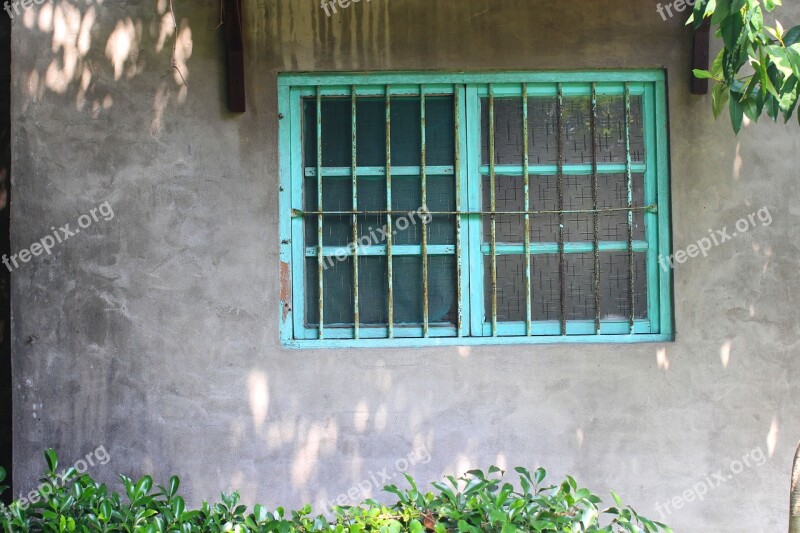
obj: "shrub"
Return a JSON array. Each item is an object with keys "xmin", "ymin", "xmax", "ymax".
[{"xmin": 0, "ymin": 450, "xmax": 671, "ymax": 532}]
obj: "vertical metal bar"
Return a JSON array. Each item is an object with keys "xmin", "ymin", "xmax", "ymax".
[
  {"xmin": 386, "ymin": 85, "xmax": 394, "ymax": 338},
  {"xmin": 421, "ymin": 85, "xmax": 429, "ymax": 337},
  {"xmin": 489, "ymin": 84, "xmax": 498, "ymax": 336},
  {"xmin": 557, "ymin": 83, "xmax": 566, "ymax": 336},
  {"xmin": 591, "ymin": 83, "xmax": 601, "ymax": 335},
  {"xmin": 351, "ymin": 85, "xmax": 360, "ymax": 339},
  {"xmin": 624, "ymin": 82, "xmax": 635, "ymax": 334},
  {"xmin": 523, "ymin": 83, "xmax": 532, "ymax": 336},
  {"xmin": 316, "ymin": 86, "xmax": 324, "ymax": 339},
  {"xmin": 454, "ymin": 85, "xmax": 463, "ymax": 337}
]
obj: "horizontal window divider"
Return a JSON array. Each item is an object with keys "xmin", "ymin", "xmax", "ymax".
[
  {"xmin": 478, "ymin": 164, "xmax": 647, "ymax": 175},
  {"xmin": 305, "ymin": 244, "xmax": 455, "ymax": 257},
  {"xmin": 480, "ymin": 319, "xmax": 652, "ymax": 337},
  {"xmin": 293, "ymin": 84, "xmax": 455, "ymax": 97},
  {"xmin": 302, "ymin": 325, "xmax": 459, "ymax": 339},
  {"xmin": 284, "ymin": 333, "xmax": 672, "ymax": 348},
  {"xmin": 480, "ymin": 241, "xmax": 649, "ymax": 255},
  {"xmin": 293, "ymin": 205, "xmax": 656, "ymax": 216},
  {"xmin": 476, "ymin": 83, "xmax": 646, "ymax": 97},
  {"xmin": 304, "ymin": 166, "xmax": 454, "ymax": 177},
  {"xmin": 280, "ymin": 70, "xmax": 666, "ymax": 87}
]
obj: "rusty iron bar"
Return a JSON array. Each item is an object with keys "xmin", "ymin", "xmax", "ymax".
[
  {"xmin": 557, "ymin": 83, "xmax": 566, "ymax": 335},
  {"xmin": 489, "ymin": 84, "xmax": 498, "ymax": 337},
  {"xmin": 523, "ymin": 83, "xmax": 532, "ymax": 336},
  {"xmin": 624, "ymin": 83, "xmax": 635, "ymax": 333},
  {"xmin": 591, "ymin": 83, "xmax": 601, "ymax": 334},
  {"xmin": 386, "ymin": 85, "xmax": 394, "ymax": 338},
  {"xmin": 351, "ymin": 85, "xmax": 360, "ymax": 339},
  {"xmin": 316, "ymin": 86, "xmax": 324, "ymax": 339},
  {"xmin": 421, "ymin": 85, "xmax": 429, "ymax": 337},
  {"xmin": 454, "ymin": 85, "xmax": 463, "ymax": 336},
  {"xmin": 294, "ymin": 206, "xmax": 657, "ymax": 216}
]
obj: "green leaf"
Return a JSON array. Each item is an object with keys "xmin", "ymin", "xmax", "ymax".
[
  {"xmin": 693, "ymin": 69, "xmax": 713, "ymax": 79},
  {"xmin": 45, "ymin": 449, "xmax": 58, "ymax": 475},
  {"xmin": 730, "ymin": 91, "xmax": 744, "ymax": 133},
  {"xmin": 784, "ymin": 25, "xmax": 800, "ymax": 46},
  {"xmin": 742, "ymin": 95, "xmax": 760, "ymax": 120},
  {"xmin": 712, "ymin": 82, "xmax": 730, "ymax": 119}
]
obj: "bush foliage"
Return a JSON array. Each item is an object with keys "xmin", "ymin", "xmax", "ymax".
[{"xmin": 0, "ymin": 450, "xmax": 671, "ymax": 532}]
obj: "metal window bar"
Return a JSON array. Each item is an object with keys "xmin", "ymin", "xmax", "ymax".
[
  {"xmin": 385, "ymin": 85, "xmax": 394, "ymax": 338},
  {"xmin": 420, "ymin": 84, "xmax": 429, "ymax": 337},
  {"xmin": 301, "ymin": 79, "xmax": 654, "ymax": 340},
  {"xmin": 454, "ymin": 84, "xmax": 464, "ymax": 336},
  {"xmin": 488, "ymin": 84, "xmax": 498, "ymax": 337},
  {"xmin": 351, "ymin": 85, "xmax": 360, "ymax": 339},
  {"xmin": 624, "ymin": 82, "xmax": 635, "ymax": 333},
  {"xmin": 522, "ymin": 83, "xmax": 532, "ymax": 336},
  {"xmin": 591, "ymin": 83, "xmax": 601, "ymax": 334},
  {"xmin": 316, "ymin": 86, "xmax": 325, "ymax": 339},
  {"xmin": 557, "ymin": 83, "xmax": 566, "ymax": 336}
]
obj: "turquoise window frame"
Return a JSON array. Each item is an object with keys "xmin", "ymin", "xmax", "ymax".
[{"xmin": 278, "ymin": 71, "xmax": 673, "ymax": 349}]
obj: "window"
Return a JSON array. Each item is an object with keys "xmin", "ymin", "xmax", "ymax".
[{"xmin": 278, "ymin": 71, "xmax": 672, "ymax": 348}]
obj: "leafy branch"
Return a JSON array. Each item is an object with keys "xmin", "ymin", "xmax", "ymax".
[{"xmin": 691, "ymin": 0, "xmax": 800, "ymax": 132}]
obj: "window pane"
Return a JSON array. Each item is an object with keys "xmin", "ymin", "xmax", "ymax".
[
  {"xmin": 596, "ymin": 94, "xmax": 644, "ymax": 163},
  {"xmin": 390, "ymin": 175, "xmax": 454, "ymax": 245},
  {"xmin": 391, "ymin": 256, "xmax": 458, "ymax": 325},
  {"xmin": 482, "ymin": 173, "xmax": 645, "ymax": 244},
  {"xmin": 484, "ymin": 251, "xmax": 649, "ymax": 324},
  {"xmin": 479, "ymin": 94, "xmax": 644, "ymax": 166},
  {"xmin": 305, "ymin": 256, "xmax": 354, "ymax": 326},
  {"xmin": 599, "ymin": 252, "xmax": 648, "ymax": 320},
  {"xmin": 484, "ymin": 254, "xmax": 526, "ymax": 322}
]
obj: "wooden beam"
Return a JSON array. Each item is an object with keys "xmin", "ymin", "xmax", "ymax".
[
  {"xmin": 691, "ymin": 19, "xmax": 711, "ymax": 95},
  {"xmin": 224, "ymin": 0, "xmax": 245, "ymax": 112}
]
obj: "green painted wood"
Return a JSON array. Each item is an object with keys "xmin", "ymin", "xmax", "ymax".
[
  {"xmin": 477, "ymin": 163, "xmax": 647, "ymax": 175},
  {"xmin": 278, "ymin": 70, "xmax": 666, "ymax": 87},
  {"xmin": 289, "ymin": 88, "xmax": 308, "ymax": 339},
  {"xmin": 304, "ymin": 166, "xmax": 454, "ymax": 177},
  {"xmin": 466, "ymin": 85, "xmax": 485, "ymax": 337},
  {"xmin": 279, "ymin": 71, "xmax": 673, "ymax": 347},
  {"xmin": 278, "ymin": 85, "xmax": 294, "ymax": 342},
  {"xmin": 480, "ymin": 241, "xmax": 649, "ymax": 255},
  {"xmin": 643, "ymin": 83, "xmax": 661, "ymax": 332},
  {"xmin": 655, "ymin": 76, "xmax": 674, "ymax": 338},
  {"xmin": 283, "ymin": 333, "xmax": 673, "ymax": 349}
]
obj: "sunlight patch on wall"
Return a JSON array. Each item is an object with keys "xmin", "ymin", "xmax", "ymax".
[
  {"xmin": 720, "ymin": 340, "xmax": 732, "ymax": 369},
  {"xmin": 767, "ymin": 416, "xmax": 779, "ymax": 458},
  {"xmin": 247, "ymin": 370, "xmax": 270, "ymax": 431},
  {"xmin": 656, "ymin": 347, "xmax": 670, "ymax": 371}
]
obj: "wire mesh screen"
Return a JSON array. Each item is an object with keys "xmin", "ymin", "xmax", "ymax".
[
  {"xmin": 480, "ymin": 88, "xmax": 649, "ymax": 331},
  {"xmin": 302, "ymin": 94, "xmax": 458, "ymax": 331},
  {"xmin": 292, "ymin": 81, "xmax": 660, "ymax": 340}
]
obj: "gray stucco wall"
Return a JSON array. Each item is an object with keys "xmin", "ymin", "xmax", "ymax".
[{"xmin": 9, "ymin": 1, "xmax": 800, "ymax": 531}]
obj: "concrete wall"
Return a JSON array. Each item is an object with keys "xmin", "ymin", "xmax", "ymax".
[{"xmin": 9, "ymin": 1, "xmax": 800, "ymax": 531}]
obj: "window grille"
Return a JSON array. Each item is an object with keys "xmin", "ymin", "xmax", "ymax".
[{"xmin": 278, "ymin": 72, "xmax": 673, "ymax": 348}]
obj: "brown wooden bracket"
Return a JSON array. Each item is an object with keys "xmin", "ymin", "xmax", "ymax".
[
  {"xmin": 691, "ymin": 19, "xmax": 711, "ymax": 95},
  {"xmin": 224, "ymin": 0, "xmax": 246, "ymax": 112}
]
